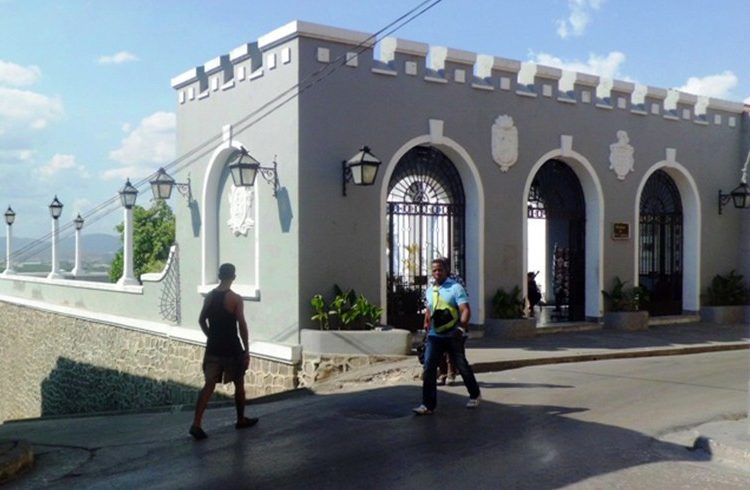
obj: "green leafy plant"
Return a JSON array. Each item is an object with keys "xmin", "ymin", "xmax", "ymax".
[
  {"xmin": 705, "ymin": 270, "xmax": 748, "ymax": 306},
  {"xmin": 110, "ymin": 200, "xmax": 175, "ymax": 283},
  {"xmin": 602, "ymin": 277, "xmax": 649, "ymax": 312},
  {"xmin": 310, "ymin": 285, "xmax": 383, "ymax": 330},
  {"xmin": 491, "ymin": 286, "xmax": 525, "ymax": 319}
]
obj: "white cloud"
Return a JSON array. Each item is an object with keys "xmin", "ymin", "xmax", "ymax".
[
  {"xmin": 556, "ymin": 0, "xmax": 604, "ymax": 39},
  {"xmin": 0, "ymin": 60, "xmax": 41, "ymax": 86},
  {"xmin": 744, "ymin": 95, "xmax": 750, "ymax": 105},
  {"xmin": 104, "ymin": 111, "xmax": 175, "ymax": 180},
  {"xmin": 676, "ymin": 70, "xmax": 738, "ymax": 99},
  {"xmin": 0, "ymin": 87, "xmax": 64, "ymax": 132},
  {"xmin": 38, "ymin": 153, "xmax": 89, "ymax": 178},
  {"xmin": 97, "ymin": 51, "xmax": 139, "ymax": 65},
  {"xmin": 531, "ymin": 51, "xmax": 626, "ymax": 80}
]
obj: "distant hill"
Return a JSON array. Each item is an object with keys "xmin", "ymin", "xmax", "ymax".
[{"xmin": 0, "ymin": 233, "xmax": 120, "ymax": 264}]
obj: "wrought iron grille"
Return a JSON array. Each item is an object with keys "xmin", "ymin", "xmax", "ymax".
[
  {"xmin": 639, "ymin": 170, "xmax": 683, "ymax": 315},
  {"xmin": 386, "ymin": 146, "xmax": 465, "ymax": 330}
]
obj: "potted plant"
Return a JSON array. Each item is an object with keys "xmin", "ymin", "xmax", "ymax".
[
  {"xmin": 484, "ymin": 286, "xmax": 536, "ymax": 338},
  {"xmin": 304, "ymin": 285, "xmax": 410, "ymax": 356},
  {"xmin": 700, "ymin": 270, "xmax": 749, "ymax": 324},
  {"xmin": 601, "ymin": 277, "xmax": 650, "ymax": 330}
]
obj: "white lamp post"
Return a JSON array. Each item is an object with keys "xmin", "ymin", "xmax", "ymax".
[
  {"xmin": 71, "ymin": 213, "xmax": 84, "ymax": 277},
  {"xmin": 117, "ymin": 179, "xmax": 139, "ymax": 286},
  {"xmin": 3, "ymin": 206, "xmax": 16, "ymax": 275},
  {"xmin": 47, "ymin": 196, "xmax": 64, "ymax": 280}
]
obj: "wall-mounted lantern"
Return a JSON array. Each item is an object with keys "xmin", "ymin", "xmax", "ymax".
[
  {"xmin": 719, "ymin": 150, "xmax": 750, "ymax": 214},
  {"xmin": 342, "ymin": 145, "xmax": 381, "ymax": 196},
  {"xmin": 149, "ymin": 167, "xmax": 192, "ymax": 203},
  {"xmin": 228, "ymin": 147, "xmax": 279, "ymax": 197}
]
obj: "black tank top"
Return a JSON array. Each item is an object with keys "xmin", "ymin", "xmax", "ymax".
[{"xmin": 205, "ymin": 290, "xmax": 243, "ymax": 356}]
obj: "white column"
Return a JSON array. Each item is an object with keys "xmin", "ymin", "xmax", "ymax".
[
  {"xmin": 2, "ymin": 223, "xmax": 14, "ymax": 275},
  {"xmin": 117, "ymin": 206, "xmax": 138, "ymax": 285},
  {"xmin": 47, "ymin": 218, "xmax": 63, "ymax": 279},
  {"xmin": 71, "ymin": 227, "xmax": 82, "ymax": 277}
]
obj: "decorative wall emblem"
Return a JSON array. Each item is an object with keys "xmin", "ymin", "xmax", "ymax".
[
  {"xmin": 609, "ymin": 130, "xmax": 635, "ymax": 180},
  {"xmin": 227, "ymin": 184, "xmax": 254, "ymax": 236},
  {"xmin": 491, "ymin": 115, "xmax": 519, "ymax": 172}
]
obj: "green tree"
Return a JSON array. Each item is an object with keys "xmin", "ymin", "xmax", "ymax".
[{"xmin": 109, "ymin": 200, "xmax": 176, "ymax": 283}]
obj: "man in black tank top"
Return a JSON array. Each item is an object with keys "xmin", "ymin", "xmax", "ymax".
[{"xmin": 190, "ymin": 263, "xmax": 257, "ymax": 440}]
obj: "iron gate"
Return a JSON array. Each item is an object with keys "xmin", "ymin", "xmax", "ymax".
[
  {"xmin": 639, "ymin": 170, "xmax": 683, "ymax": 316},
  {"xmin": 386, "ymin": 146, "xmax": 465, "ymax": 331}
]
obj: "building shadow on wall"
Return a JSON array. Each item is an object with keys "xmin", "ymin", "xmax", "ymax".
[{"xmin": 40, "ymin": 357, "xmax": 230, "ymax": 417}]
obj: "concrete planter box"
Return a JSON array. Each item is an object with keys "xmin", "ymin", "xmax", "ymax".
[
  {"xmin": 700, "ymin": 305, "xmax": 747, "ymax": 324},
  {"xmin": 301, "ymin": 328, "xmax": 412, "ymax": 356},
  {"xmin": 484, "ymin": 318, "xmax": 536, "ymax": 339},
  {"xmin": 603, "ymin": 311, "xmax": 649, "ymax": 331}
]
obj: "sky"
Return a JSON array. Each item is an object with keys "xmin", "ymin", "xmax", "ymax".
[{"xmin": 1, "ymin": 0, "xmax": 748, "ymax": 238}]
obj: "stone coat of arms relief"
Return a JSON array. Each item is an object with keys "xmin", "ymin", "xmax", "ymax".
[
  {"xmin": 609, "ymin": 130, "xmax": 635, "ymax": 180},
  {"xmin": 227, "ymin": 184, "xmax": 255, "ymax": 236},
  {"xmin": 491, "ymin": 115, "xmax": 519, "ymax": 172}
]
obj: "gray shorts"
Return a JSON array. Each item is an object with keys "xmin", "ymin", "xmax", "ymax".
[{"xmin": 203, "ymin": 354, "xmax": 246, "ymax": 384}]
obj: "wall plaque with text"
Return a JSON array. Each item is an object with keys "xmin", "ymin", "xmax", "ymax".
[{"xmin": 612, "ymin": 222, "xmax": 630, "ymax": 240}]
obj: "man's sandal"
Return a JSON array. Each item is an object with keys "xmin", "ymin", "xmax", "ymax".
[{"xmin": 189, "ymin": 425, "xmax": 208, "ymax": 440}]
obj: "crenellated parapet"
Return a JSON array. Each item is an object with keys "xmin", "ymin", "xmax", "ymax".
[{"xmin": 171, "ymin": 20, "xmax": 746, "ymax": 129}]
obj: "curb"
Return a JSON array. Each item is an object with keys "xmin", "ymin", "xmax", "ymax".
[
  {"xmin": 471, "ymin": 343, "xmax": 750, "ymax": 373},
  {"xmin": 0, "ymin": 440, "xmax": 34, "ymax": 484}
]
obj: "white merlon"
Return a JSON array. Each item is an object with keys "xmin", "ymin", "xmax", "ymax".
[
  {"xmin": 171, "ymin": 67, "xmax": 203, "ymax": 89},
  {"xmin": 475, "ymin": 54, "xmax": 521, "ymax": 78},
  {"xmin": 230, "ymin": 43, "xmax": 254, "ymax": 63},
  {"xmin": 379, "ymin": 37, "xmax": 428, "ymax": 63},
  {"xmin": 707, "ymin": 97, "xmax": 746, "ymax": 114},
  {"xmin": 534, "ymin": 64, "xmax": 562, "ymax": 81},
  {"xmin": 676, "ymin": 91, "xmax": 698, "ymax": 105},
  {"xmin": 428, "ymin": 46, "xmax": 475, "ymax": 71},
  {"xmin": 204, "ymin": 55, "xmax": 228, "ymax": 75},
  {"xmin": 645, "ymin": 86, "xmax": 668, "ymax": 99},
  {"xmin": 611, "ymin": 80, "xmax": 635, "ymax": 94},
  {"xmin": 258, "ymin": 20, "xmax": 375, "ymax": 50},
  {"xmin": 574, "ymin": 73, "xmax": 600, "ymax": 87}
]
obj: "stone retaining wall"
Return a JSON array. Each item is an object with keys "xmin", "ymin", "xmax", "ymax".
[{"xmin": 0, "ymin": 301, "xmax": 298, "ymax": 422}]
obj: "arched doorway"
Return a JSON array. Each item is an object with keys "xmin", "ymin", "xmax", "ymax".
[
  {"xmin": 386, "ymin": 146, "xmax": 465, "ymax": 330},
  {"xmin": 527, "ymin": 159, "xmax": 586, "ymax": 322},
  {"xmin": 639, "ymin": 170, "xmax": 683, "ymax": 315}
]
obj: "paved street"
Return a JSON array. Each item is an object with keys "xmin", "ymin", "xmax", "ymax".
[{"xmin": 2, "ymin": 349, "xmax": 750, "ymax": 489}]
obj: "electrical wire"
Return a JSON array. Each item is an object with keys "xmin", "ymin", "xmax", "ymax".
[{"xmin": 6, "ymin": 0, "xmax": 444, "ymax": 265}]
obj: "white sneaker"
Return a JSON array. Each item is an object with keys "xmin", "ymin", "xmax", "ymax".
[
  {"xmin": 466, "ymin": 397, "xmax": 480, "ymax": 409},
  {"xmin": 412, "ymin": 404, "xmax": 433, "ymax": 415}
]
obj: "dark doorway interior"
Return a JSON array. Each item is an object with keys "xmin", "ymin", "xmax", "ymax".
[
  {"xmin": 639, "ymin": 170, "xmax": 683, "ymax": 316},
  {"xmin": 528, "ymin": 159, "xmax": 586, "ymax": 322}
]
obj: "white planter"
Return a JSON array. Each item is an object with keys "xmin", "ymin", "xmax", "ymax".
[
  {"xmin": 603, "ymin": 311, "xmax": 649, "ymax": 331},
  {"xmin": 301, "ymin": 328, "xmax": 412, "ymax": 356},
  {"xmin": 484, "ymin": 318, "xmax": 536, "ymax": 339},
  {"xmin": 700, "ymin": 305, "xmax": 747, "ymax": 324}
]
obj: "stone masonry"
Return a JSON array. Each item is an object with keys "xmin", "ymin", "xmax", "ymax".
[{"xmin": 0, "ymin": 301, "xmax": 298, "ymax": 422}]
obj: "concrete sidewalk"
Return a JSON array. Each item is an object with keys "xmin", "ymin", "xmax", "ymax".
[
  {"xmin": 318, "ymin": 321, "xmax": 750, "ymax": 391},
  {"xmin": 1, "ymin": 321, "xmax": 749, "ymax": 485}
]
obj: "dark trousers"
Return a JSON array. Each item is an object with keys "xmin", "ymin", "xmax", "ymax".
[{"xmin": 422, "ymin": 334, "xmax": 481, "ymax": 410}]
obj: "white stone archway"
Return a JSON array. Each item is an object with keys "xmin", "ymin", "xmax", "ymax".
[
  {"xmin": 522, "ymin": 136, "xmax": 605, "ymax": 320},
  {"xmin": 199, "ymin": 139, "xmax": 260, "ymax": 298},
  {"xmin": 379, "ymin": 126, "xmax": 486, "ymax": 322},
  {"xmin": 634, "ymin": 150, "xmax": 701, "ymax": 313}
]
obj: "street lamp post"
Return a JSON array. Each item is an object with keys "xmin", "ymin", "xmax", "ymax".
[
  {"xmin": 3, "ymin": 206, "xmax": 16, "ymax": 275},
  {"xmin": 117, "ymin": 179, "xmax": 139, "ymax": 286},
  {"xmin": 47, "ymin": 196, "xmax": 64, "ymax": 280},
  {"xmin": 71, "ymin": 213, "xmax": 84, "ymax": 277}
]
